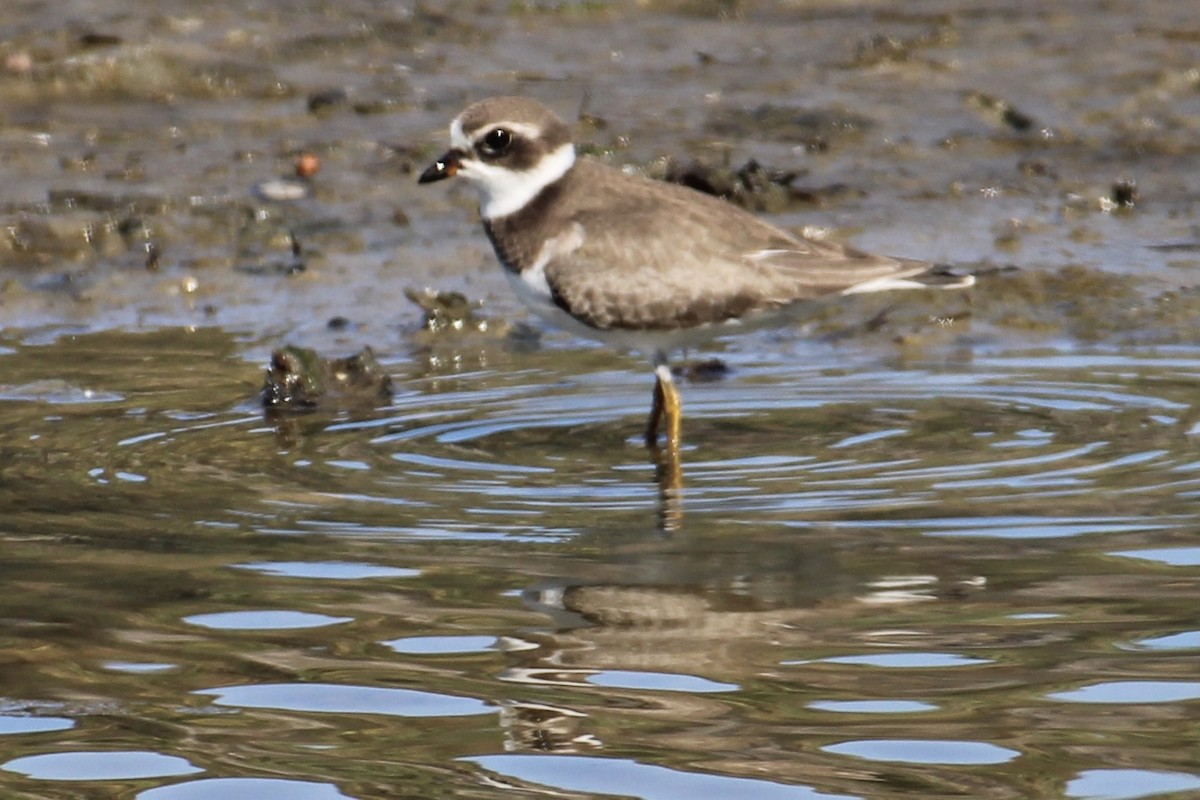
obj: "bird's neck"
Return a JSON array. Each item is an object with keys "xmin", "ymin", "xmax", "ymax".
[{"xmin": 480, "ymin": 143, "xmax": 576, "ymax": 221}]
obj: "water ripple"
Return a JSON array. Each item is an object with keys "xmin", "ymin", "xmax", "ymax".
[
  {"xmin": 281, "ymin": 348, "xmax": 1200, "ymax": 536},
  {"xmin": 2, "ymin": 751, "xmax": 202, "ymax": 781},
  {"xmin": 0, "ymin": 716, "xmax": 75, "ymax": 736},
  {"xmin": 183, "ymin": 610, "xmax": 353, "ymax": 631},
  {"xmin": 1048, "ymin": 681, "xmax": 1200, "ymax": 704},
  {"xmin": 1065, "ymin": 769, "xmax": 1200, "ymax": 800},
  {"xmin": 464, "ymin": 754, "xmax": 854, "ymax": 800},
  {"xmin": 138, "ymin": 777, "xmax": 354, "ymax": 800},
  {"xmin": 196, "ymin": 683, "xmax": 494, "ymax": 718},
  {"xmin": 822, "ymin": 739, "xmax": 1020, "ymax": 765}
]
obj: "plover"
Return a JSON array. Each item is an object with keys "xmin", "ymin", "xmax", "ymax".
[{"xmin": 419, "ymin": 96, "xmax": 972, "ymax": 453}]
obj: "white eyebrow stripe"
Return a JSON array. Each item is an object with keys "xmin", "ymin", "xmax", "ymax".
[
  {"xmin": 450, "ymin": 117, "xmax": 471, "ymax": 151},
  {"xmin": 457, "ymin": 120, "xmax": 545, "ymax": 145},
  {"xmin": 483, "ymin": 121, "xmax": 543, "ymax": 139}
]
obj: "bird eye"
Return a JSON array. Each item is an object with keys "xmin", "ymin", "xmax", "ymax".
[{"xmin": 480, "ymin": 127, "xmax": 512, "ymax": 156}]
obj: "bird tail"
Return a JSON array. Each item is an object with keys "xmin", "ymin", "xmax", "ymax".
[
  {"xmin": 912, "ymin": 264, "xmax": 976, "ymax": 289},
  {"xmin": 841, "ymin": 264, "xmax": 975, "ymax": 295}
]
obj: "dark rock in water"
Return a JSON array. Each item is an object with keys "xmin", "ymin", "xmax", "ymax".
[
  {"xmin": 262, "ymin": 345, "xmax": 392, "ymax": 411},
  {"xmin": 664, "ymin": 158, "xmax": 797, "ymax": 212},
  {"xmin": 670, "ymin": 158, "xmax": 794, "ymax": 197},
  {"xmin": 77, "ymin": 32, "xmax": 123, "ymax": 49},
  {"xmin": 307, "ymin": 88, "xmax": 349, "ymax": 116},
  {"xmin": 1111, "ymin": 179, "xmax": 1138, "ymax": 209},
  {"xmin": 679, "ymin": 358, "xmax": 730, "ymax": 382},
  {"xmin": 262, "ymin": 347, "xmax": 328, "ymax": 410},
  {"xmin": 404, "ymin": 287, "xmax": 489, "ymax": 333},
  {"xmin": 964, "ymin": 91, "xmax": 1036, "ymax": 132},
  {"xmin": 660, "ymin": 158, "xmax": 855, "ymax": 213}
]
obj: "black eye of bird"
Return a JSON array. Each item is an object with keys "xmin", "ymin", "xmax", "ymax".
[{"xmin": 481, "ymin": 128, "xmax": 512, "ymax": 156}]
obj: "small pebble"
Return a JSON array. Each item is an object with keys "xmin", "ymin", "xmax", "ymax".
[
  {"xmin": 307, "ymin": 88, "xmax": 349, "ymax": 115},
  {"xmin": 253, "ymin": 178, "xmax": 310, "ymax": 202},
  {"xmin": 295, "ymin": 152, "xmax": 320, "ymax": 179},
  {"xmin": 1111, "ymin": 180, "xmax": 1138, "ymax": 208},
  {"xmin": 4, "ymin": 51, "xmax": 33, "ymax": 75}
]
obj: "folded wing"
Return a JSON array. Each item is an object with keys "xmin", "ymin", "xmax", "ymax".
[{"xmin": 541, "ymin": 179, "xmax": 962, "ymax": 332}]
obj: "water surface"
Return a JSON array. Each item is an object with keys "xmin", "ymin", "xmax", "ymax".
[{"xmin": 1, "ymin": 329, "xmax": 1198, "ymax": 799}]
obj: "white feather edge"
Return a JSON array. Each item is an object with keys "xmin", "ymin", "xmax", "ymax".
[{"xmin": 841, "ymin": 272, "xmax": 975, "ymax": 295}]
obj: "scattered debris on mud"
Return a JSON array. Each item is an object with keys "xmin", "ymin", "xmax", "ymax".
[
  {"xmin": 656, "ymin": 157, "xmax": 861, "ymax": 212},
  {"xmin": 0, "ymin": 0, "xmax": 1198, "ymax": 360}
]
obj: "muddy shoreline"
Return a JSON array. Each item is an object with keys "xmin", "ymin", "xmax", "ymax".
[{"xmin": 2, "ymin": 0, "xmax": 1198, "ymax": 357}]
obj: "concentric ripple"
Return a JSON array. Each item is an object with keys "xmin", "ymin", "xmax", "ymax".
[{"xmin": 243, "ymin": 347, "xmax": 1200, "ymax": 541}]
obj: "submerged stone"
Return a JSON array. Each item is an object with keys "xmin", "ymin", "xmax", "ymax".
[
  {"xmin": 404, "ymin": 287, "xmax": 490, "ymax": 333},
  {"xmin": 262, "ymin": 345, "xmax": 392, "ymax": 411}
]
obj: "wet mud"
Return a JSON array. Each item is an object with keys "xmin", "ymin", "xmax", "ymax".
[{"xmin": 0, "ymin": 0, "xmax": 1198, "ymax": 357}]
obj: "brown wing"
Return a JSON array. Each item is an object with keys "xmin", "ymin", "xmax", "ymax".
[{"xmin": 541, "ymin": 166, "xmax": 933, "ymax": 331}]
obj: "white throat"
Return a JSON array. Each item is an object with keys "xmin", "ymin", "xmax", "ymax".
[{"xmin": 461, "ymin": 142, "xmax": 577, "ymax": 220}]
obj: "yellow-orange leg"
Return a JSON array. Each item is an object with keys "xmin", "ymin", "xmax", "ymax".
[
  {"xmin": 644, "ymin": 363, "xmax": 682, "ymax": 452},
  {"xmin": 646, "ymin": 362, "xmax": 684, "ymax": 528}
]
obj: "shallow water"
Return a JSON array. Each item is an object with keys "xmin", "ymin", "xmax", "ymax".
[{"xmin": 2, "ymin": 329, "xmax": 1199, "ymax": 799}]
